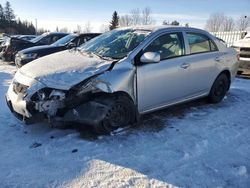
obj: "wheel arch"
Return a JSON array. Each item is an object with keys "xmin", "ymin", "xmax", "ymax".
[
  {"xmin": 94, "ymin": 90, "xmax": 140, "ymax": 122},
  {"xmin": 218, "ymin": 69, "xmax": 231, "ymax": 90}
]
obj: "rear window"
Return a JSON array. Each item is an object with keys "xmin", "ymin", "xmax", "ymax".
[{"xmin": 187, "ymin": 33, "xmax": 218, "ymax": 54}]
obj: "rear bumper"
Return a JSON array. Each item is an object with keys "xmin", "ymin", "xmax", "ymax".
[{"xmin": 0, "ymin": 50, "xmax": 12, "ymax": 61}]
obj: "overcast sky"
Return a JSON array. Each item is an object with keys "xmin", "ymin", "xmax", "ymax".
[{"xmin": 0, "ymin": 0, "xmax": 249, "ymax": 32}]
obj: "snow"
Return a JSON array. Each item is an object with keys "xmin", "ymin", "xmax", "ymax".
[{"xmin": 0, "ymin": 61, "xmax": 250, "ymax": 188}]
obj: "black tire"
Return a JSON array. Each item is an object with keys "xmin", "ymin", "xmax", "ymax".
[
  {"xmin": 208, "ymin": 74, "xmax": 229, "ymax": 103},
  {"xmin": 94, "ymin": 95, "xmax": 136, "ymax": 134}
]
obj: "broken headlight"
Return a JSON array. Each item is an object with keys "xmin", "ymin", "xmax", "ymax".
[{"xmin": 31, "ymin": 88, "xmax": 66, "ymax": 101}]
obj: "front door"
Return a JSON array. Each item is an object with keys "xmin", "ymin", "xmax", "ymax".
[{"xmin": 137, "ymin": 32, "xmax": 189, "ymax": 113}]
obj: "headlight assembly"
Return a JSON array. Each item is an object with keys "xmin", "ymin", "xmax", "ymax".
[
  {"xmin": 21, "ymin": 53, "xmax": 37, "ymax": 59},
  {"xmin": 31, "ymin": 88, "xmax": 66, "ymax": 101}
]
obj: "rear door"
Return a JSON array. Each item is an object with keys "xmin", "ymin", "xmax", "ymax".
[{"xmin": 182, "ymin": 32, "xmax": 222, "ymax": 95}]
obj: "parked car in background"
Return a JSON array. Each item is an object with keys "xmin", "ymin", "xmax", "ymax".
[
  {"xmin": 232, "ymin": 32, "xmax": 250, "ymax": 73},
  {"xmin": 14, "ymin": 35, "xmax": 38, "ymax": 41},
  {"xmin": 15, "ymin": 33, "xmax": 100, "ymax": 67},
  {"xmin": 6, "ymin": 26, "xmax": 239, "ymax": 134},
  {"xmin": 0, "ymin": 32, "xmax": 68, "ymax": 61}
]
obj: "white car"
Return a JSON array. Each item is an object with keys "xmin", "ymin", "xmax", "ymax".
[
  {"xmin": 6, "ymin": 26, "xmax": 239, "ymax": 133},
  {"xmin": 233, "ymin": 32, "xmax": 250, "ymax": 71}
]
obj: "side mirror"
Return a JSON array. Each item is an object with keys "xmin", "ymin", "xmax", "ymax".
[
  {"xmin": 67, "ymin": 42, "xmax": 77, "ymax": 48},
  {"xmin": 140, "ymin": 52, "xmax": 160, "ymax": 63}
]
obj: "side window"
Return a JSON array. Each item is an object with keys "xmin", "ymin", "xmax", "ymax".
[
  {"xmin": 39, "ymin": 36, "xmax": 51, "ymax": 45},
  {"xmin": 187, "ymin": 33, "xmax": 218, "ymax": 54},
  {"xmin": 78, "ymin": 36, "xmax": 92, "ymax": 46},
  {"xmin": 50, "ymin": 35, "xmax": 61, "ymax": 44},
  {"xmin": 144, "ymin": 33, "xmax": 184, "ymax": 60}
]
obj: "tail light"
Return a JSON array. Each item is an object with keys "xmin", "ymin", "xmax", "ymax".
[{"xmin": 237, "ymin": 54, "xmax": 240, "ymax": 61}]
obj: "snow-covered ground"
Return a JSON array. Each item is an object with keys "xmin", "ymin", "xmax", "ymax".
[{"xmin": 0, "ymin": 61, "xmax": 250, "ymax": 188}]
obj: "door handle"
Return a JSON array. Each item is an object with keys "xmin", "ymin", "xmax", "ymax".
[{"xmin": 180, "ymin": 63, "xmax": 190, "ymax": 69}]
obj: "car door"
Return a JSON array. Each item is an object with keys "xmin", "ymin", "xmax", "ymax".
[
  {"xmin": 137, "ymin": 32, "xmax": 192, "ymax": 113},
  {"xmin": 183, "ymin": 32, "xmax": 221, "ymax": 95}
]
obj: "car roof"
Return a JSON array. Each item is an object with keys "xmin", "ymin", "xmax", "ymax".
[
  {"xmin": 42, "ymin": 32, "xmax": 69, "ymax": 36},
  {"xmin": 78, "ymin": 33, "xmax": 101, "ymax": 36},
  {"xmin": 117, "ymin": 25, "xmax": 208, "ymax": 33}
]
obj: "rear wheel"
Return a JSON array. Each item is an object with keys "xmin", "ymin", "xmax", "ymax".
[
  {"xmin": 94, "ymin": 95, "xmax": 136, "ymax": 134},
  {"xmin": 208, "ymin": 74, "xmax": 229, "ymax": 103}
]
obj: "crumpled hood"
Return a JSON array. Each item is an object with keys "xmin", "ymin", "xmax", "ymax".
[
  {"xmin": 19, "ymin": 50, "xmax": 113, "ymax": 90},
  {"xmin": 233, "ymin": 38, "xmax": 250, "ymax": 48}
]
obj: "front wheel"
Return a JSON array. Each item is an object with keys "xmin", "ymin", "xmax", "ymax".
[
  {"xmin": 94, "ymin": 95, "xmax": 136, "ymax": 134},
  {"xmin": 208, "ymin": 74, "xmax": 229, "ymax": 103}
]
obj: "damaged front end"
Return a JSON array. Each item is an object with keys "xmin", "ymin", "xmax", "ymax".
[
  {"xmin": 7, "ymin": 56, "xmax": 136, "ymax": 127},
  {"xmin": 23, "ymin": 76, "xmax": 114, "ymax": 126}
]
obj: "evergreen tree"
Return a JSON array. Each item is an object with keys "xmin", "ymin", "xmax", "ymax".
[
  {"xmin": 0, "ymin": 4, "xmax": 4, "ymax": 20},
  {"xmin": 0, "ymin": 4, "xmax": 5, "ymax": 29},
  {"xmin": 4, "ymin": 1, "xmax": 15, "ymax": 22},
  {"xmin": 109, "ymin": 11, "xmax": 119, "ymax": 30},
  {"xmin": 0, "ymin": 1, "xmax": 38, "ymax": 34}
]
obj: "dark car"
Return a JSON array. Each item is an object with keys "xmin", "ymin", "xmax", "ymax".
[
  {"xmin": 14, "ymin": 35, "xmax": 38, "ymax": 41},
  {"xmin": 15, "ymin": 33, "xmax": 100, "ymax": 67},
  {"xmin": 0, "ymin": 32, "xmax": 68, "ymax": 61}
]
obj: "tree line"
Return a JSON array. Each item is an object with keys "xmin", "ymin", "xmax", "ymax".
[
  {"xmin": 205, "ymin": 13, "xmax": 250, "ymax": 32},
  {"xmin": 0, "ymin": 1, "xmax": 36, "ymax": 35},
  {"xmin": 109, "ymin": 7, "xmax": 183, "ymax": 31}
]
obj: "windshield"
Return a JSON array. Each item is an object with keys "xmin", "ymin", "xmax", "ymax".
[
  {"xmin": 31, "ymin": 33, "xmax": 47, "ymax": 43},
  {"xmin": 52, "ymin": 34, "xmax": 76, "ymax": 46},
  {"xmin": 80, "ymin": 29, "xmax": 151, "ymax": 59}
]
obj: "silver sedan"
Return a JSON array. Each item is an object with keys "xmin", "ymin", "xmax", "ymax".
[{"xmin": 6, "ymin": 26, "xmax": 239, "ymax": 133}]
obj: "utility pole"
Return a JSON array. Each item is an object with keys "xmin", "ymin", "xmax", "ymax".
[{"xmin": 35, "ymin": 18, "xmax": 37, "ymax": 35}]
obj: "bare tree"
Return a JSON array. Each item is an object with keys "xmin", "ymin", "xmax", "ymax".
[
  {"xmin": 99, "ymin": 24, "xmax": 109, "ymax": 33},
  {"xmin": 83, "ymin": 21, "xmax": 92, "ymax": 33},
  {"xmin": 76, "ymin": 24, "xmax": 82, "ymax": 33},
  {"xmin": 223, "ymin": 16, "xmax": 235, "ymax": 31},
  {"xmin": 205, "ymin": 13, "xmax": 226, "ymax": 32},
  {"xmin": 60, "ymin": 27, "xmax": 69, "ymax": 32},
  {"xmin": 119, "ymin": 14, "xmax": 133, "ymax": 27},
  {"xmin": 119, "ymin": 7, "xmax": 154, "ymax": 26},
  {"xmin": 131, "ymin": 8, "xmax": 141, "ymax": 25},
  {"xmin": 142, "ymin": 7, "xmax": 153, "ymax": 25},
  {"xmin": 236, "ymin": 15, "xmax": 250, "ymax": 31}
]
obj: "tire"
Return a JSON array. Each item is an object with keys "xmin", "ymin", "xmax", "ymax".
[
  {"xmin": 94, "ymin": 95, "xmax": 136, "ymax": 134},
  {"xmin": 208, "ymin": 74, "xmax": 229, "ymax": 103}
]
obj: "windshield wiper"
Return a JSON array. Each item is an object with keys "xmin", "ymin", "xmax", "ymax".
[{"xmin": 88, "ymin": 51, "xmax": 114, "ymax": 61}]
